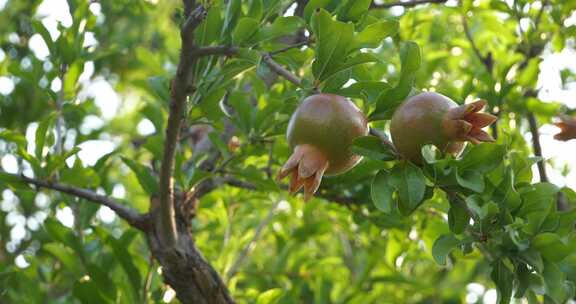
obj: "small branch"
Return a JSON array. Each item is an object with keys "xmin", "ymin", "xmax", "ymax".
[
  {"xmin": 55, "ymin": 64, "xmax": 68, "ymax": 155},
  {"xmin": 14, "ymin": 173, "xmax": 148, "ymax": 229},
  {"xmin": 192, "ymin": 45, "xmax": 240, "ymax": 57},
  {"xmin": 461, "ymin": 14, "xmax": 492, "ymax": 74},
  {"xmin": 226, "ymin": 200, "xmax": 280, "ymax": 279},
  {"xmin": 527, "ymin": 112, "xmax": 548, "ymax": 182},
  {"xmin": 189, "ymin": 46, "xmax": 303, "ymax": 87},
  {"xmin": 261, "ymin": 53, "xmax": 302, "ymax": 87},
  {"xmin": 157, "ymin": 4, "xmax": 206, "ymax": 248},
  {"xmin": 371, "ymin": 0, "xmax": 447, "ymax": 9},
  {"xmin": 269, "ymin": 39, "xmax": 310, "ymax": 55}
]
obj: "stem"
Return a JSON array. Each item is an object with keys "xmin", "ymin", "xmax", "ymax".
[
  {"xmin": 527, "ymin": 113, "xmax": 548, "ymax": 182},
  {"xmin": 371, "ymin": 0, "xmax": 448, "ymax": 9}
]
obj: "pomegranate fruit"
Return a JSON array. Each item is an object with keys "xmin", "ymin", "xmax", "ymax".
[
  {"xmin": 554, "ymin": 115, "xmax": 576, "ymax": 141},
  {"xmin": 277, "ymin": 94, "xmax": 369, "ymax": 200},
  {"xmin": 390, "ymin": 92, "xmax": 497, "ymax": 163}
]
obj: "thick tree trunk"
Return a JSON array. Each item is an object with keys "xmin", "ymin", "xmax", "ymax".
[{"xmin": 146, "ymin": 210, "xmax": 234, "ymax": 304}]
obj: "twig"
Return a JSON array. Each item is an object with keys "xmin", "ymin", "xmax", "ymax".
[
  {"xmin": 269, "ymin": 39, "xmax": 310, "ymax": 55},
  {"xmin": 192, "ymin": 45, "xmax": 240, "ymax": 57},
  {"xmin": 261, "ymin": 53, "xmax": 302, "ymax": 87},
  {"xmin": 157, "ymin": 4, "xmax": 206, "ymax": 248},
  {"xmin": 188, "ymin": 45, "xmax": 303, "ymax": 87},
  {"xmin": 527, "ymin": 112, "xmax": 548, "ymax": 182},
  {"xmin": 226, "ymin": 200, "xmax": 280, "ymax": 279},
  {"xmin": 12, "ymin": 173, "xmax": 148, "ymax": 229},
  {"xmin": 371, "ymin": 0, "xmax": 447, "ymax": 9},
  {"xmin": 461, "ymin": 14, "xmax": 492, "ymax": 74},
  {"xmin": 55, "ymin": 64, "xmax": 68, "ymax": 155}
]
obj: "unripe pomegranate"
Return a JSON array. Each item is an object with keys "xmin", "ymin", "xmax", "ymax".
[
  {"xmin": 390, "ymin": 92, "xmax": 497, "ymax": 163},
  {"xmin": 553, "ymin": 115, "xmax": 576, "ymax": 141},
  {"xmin": 277, "ymin": 94, "xmax": 369, "ymax": 200}
]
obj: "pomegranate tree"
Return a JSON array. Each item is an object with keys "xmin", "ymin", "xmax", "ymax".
[
  {"xmin": 390, "ymin": 92, "xmax": 497, "ymax": 163},
  {"xmin": 277, "ymin": 94, "xmax": 369, "ymax": 200}
]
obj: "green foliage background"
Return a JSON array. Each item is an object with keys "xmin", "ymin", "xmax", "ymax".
[{"xmin": 0, "ymin": 0, "xmax": 575, "ymax": 303}]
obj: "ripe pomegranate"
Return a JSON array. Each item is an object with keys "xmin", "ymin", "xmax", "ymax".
[
  {"xmin": 553, "ymin": 115, "xmax": 576, "ymax": 141},
  {"xmin": 277, "ymin": 94, "xmax": 369, "ymax": 200},
  {"xmin": 390, "ymin": 92, "xmax": 497, "ymax": 163}
]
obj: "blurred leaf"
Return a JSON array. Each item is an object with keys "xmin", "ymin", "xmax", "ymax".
[
  {"xmin": 491, "ymin": 260, "xmax": 514, "ymax": 304},
  {"xmin": 432, "ymin": 234, "xmax": 461, "ymax": 265},
  {"xmin": 121, "ymin": 157, "xmax": 159, "ymax": 196},
  {"xmin": 532, "ymin": 233, "xmax": 570, "ymax": 262},
  {"xmin": 354, "ymin": 20, "xmax": 398, "ymax": 49},
  {"xmin": 256, "ymin": 288, "xmax": 283, "ymax": 304}
]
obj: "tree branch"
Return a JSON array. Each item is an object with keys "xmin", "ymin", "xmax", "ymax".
[
  {"xmin": 13, "ymin": 173, "xmax": 148, "ymax": 230},
  {"xmin": 158, "ymin": 4, "xmax": 206, "ymax": 248},
  {"xmin": 371, "ymin": 0, "xmax": 447, "ymax": 9}
]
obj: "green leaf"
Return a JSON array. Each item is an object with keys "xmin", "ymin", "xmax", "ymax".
[
  {"xmin": 35, "ymin": 114, "xmax": 57, "ymax": 160},
  {"xmin": 147, "ymin": 76, "xmax": 170, "ymax": 102},
  {"xmin": 320, "ymin": 53, "xmax": 379, "ymax": 82},
  {"xmin": 41, "ymin": 243, "xmax": 83, "ymax": 276},
  {"xmin": 351, "ymin": 136, "xmax": 396, "ymax": 161},
  {"xmin": 44, "ymin": 218, "xmax": 83, "ymax": 258},
  {"xmin": 311, "ymin": 9, "xmax": 354, "ymax": 83},
  {"xmin": 491, "ymin": 260, "xmax": 514, "ymax": 304},
  {"xmin": 371, "ymin": 170, "xmax": 394, "ymax": 213},
  {"xmin": 448, "ymin": 199, "xmax": 470, "ymax": 234},
  {"xmin": 400, "ymin": 41, "xmax": 422, "ymax": 74},
  {"xmin": 542, "ymin": 261, "xmax": 570, "ymax": 304},
  {"xmin": 336, "ymin": 81, "xmax": 391, "ymax": 103},
  {"xmin": 32, "ymin": 20, "xmax": 54, "ymax": 53},
  {"xmin": 532, "ymin": 233, "xmax": 570, "ymax": 262},
  {"xmin": 121, "ymin": 157, "xmax": 159, "ymax": 196},
  {"xmin": 207, "ymin": 131, "xmax": 231, "ymax": 158},
  {"xmin": 432, "ymin": 234, "xmax": 461, "ymax": 265},
  {"xmin": 259, "ymin": 17, "xmax": 305, "ymax": 42},
  {"xmin": 455, "ymin": 168, "xmax": 485, "ymax": 192},
  {"xmin": 232, "ymin": 17, "xmax": 260, "ymax": 46},
  {"xmin": 390, "ymin": 162, "xmax": 426, "ymax": 215},
  {"xmin": 60, "ymin": 158, "xmax": 100, "ymax": 188},
  {"xmin": 354, "ymin": 20, "xmax": 399, "ymax": 49},
  {"xmin": 256, "ymin": 288, "xmax": 283, "ymax": 304},
  {"xmin": 94, "ymin": 227, "xmax": 142, "ymax": 302},
  {"xmin": 370, "ymin": 41, "xmax": 421, "ymax": 120},
  {"xmin": 0, "ymin": 130, "xmax": 27, "ymax": 148},
  {"xmin": 304, "ymin": 0, "xmax": 334, "ymax": 22},
  {"xmin": 458, "ymin": 143, "xmax": 506, "ymax": 173},
  {"xmin": 340, "ymin": 0, "xmax": 372, "ymax": 22},
  {"xmin": 73, "ymin": 280, "xmax": 112, "ymax": 304}
]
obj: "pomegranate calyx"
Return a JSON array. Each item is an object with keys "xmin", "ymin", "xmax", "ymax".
[
  {"xmin": 277, "ymin": 144, "xmax": 329, "ymax": 201},
  {"xmin": 444, "ymin": 100, "xmax": 497, "ymax": 145},
  {"xmin": 553, "ymin": 115, "xmax": 576, "ymax": 141}
]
